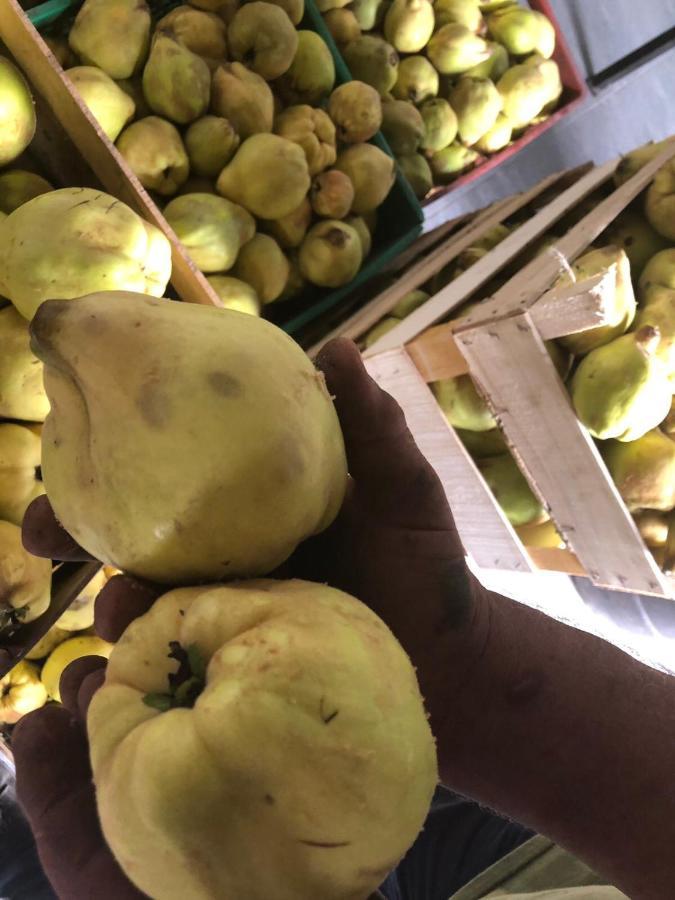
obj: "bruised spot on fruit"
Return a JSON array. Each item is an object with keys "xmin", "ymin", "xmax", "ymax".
[
  {"xmin": 208, "ymin": 370, "xmax": 243, "ymax": 397},
  {"xmin": 325, "ymin": 227, "xmax": 349, "ymax": 248},
  {"xmin": 137, "ymin": 384, "xmax": 171, "ymax": 428}
]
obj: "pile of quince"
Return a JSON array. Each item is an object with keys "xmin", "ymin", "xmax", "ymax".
[
  {"xmin": 47, "ymin": 0, "xmax": 400, "ymax": 306},
  {"xmin": 360, "ymin": 137, "xmax": 675, "ymax": 568},
  {"xmin": 0, "ymin": 565, "xmax": 114, "ymax": 727},
  {"xmin": 320, "ymin": 0, "xmax": 562, "ymax": 197}
]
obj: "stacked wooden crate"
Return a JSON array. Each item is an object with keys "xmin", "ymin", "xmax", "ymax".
[{"xmin": 313, "ymin": 147, "xmax": 675, "ymax": 599}]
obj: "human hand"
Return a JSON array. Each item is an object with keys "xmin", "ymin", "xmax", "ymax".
[{"xmin": 15, "ymin": 337, "xmax": 487, "ymax": 898}]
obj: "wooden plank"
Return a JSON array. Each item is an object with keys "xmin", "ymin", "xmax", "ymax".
[
  {"xmin": 455, "ymin": 313, "xmax": 672, "ymax": 597},
  {"xmin": 384, "ymin": 209, "xmax": 475, "ymax": 275},
  {"xmin": 408, "ymin": 269, "xmax": 617, "ymax": 383},
  {"xmin": 309, "ymin": 169, "xmax": 569, "ymax": 357},
  {"xmin": 0, "ymin": 0, "xmax": 220, "ymax": 308},
  {"xmin": 363, "ymin": 160, "xmax": 617, "ymax": 355},
  {"xmin": 458, "ymin": 142, "xmax": 675, "ymax": 328},
  {"xmin": 363, "ymin": 348, "xmax": 532, "ymax": 573}
]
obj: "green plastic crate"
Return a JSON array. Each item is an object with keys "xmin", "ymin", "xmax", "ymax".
[{"xmin": 27, "ymin": 0, "xmax": 423, "ymax": 336}]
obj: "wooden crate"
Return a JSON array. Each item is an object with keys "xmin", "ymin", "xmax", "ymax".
[{"xmin": 314, "ymin": 146, "xmax": 675, "ymax": 599}]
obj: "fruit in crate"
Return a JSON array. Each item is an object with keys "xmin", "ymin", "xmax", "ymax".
[
  {"xmin": 487, "ymin": 6, "xmax": 555, "ymax": 58},
  {"xmin": 432, "ymin": 375, "xmax": 495, "ymax": 432},
  {"xmin": 0, "ymin": 661, "xmax": 48, "ymax": 724},
  {"xmin": 516, "ymin": 520, "xmax": 565, "ymax": 550},
  {"xmin": 449, "ymin": 76, "xmax": 502, "ymax": 146},
  {"xmin": 556, "ymin": 246, "xmax": 636, "ymax": 355},
  {"xmin": 392, "ymin": 55, "xmax": 439, "ymax": 103},
  {"xmin": 65, "ymin": 66, "xmax": 135, "ymax": 141},
  {"xmin": 25, "ymin": 624, "xmax": 70, "ymax": 661},
  {"xmin": 299, "ymin": 219, "xmax": 363, "ymax": 287},
  {"xmin": 478, "ymin": 453, "xmax": 547, "ymax": 528},
  {"xmin": 271, "ymin": 0, "xmax": 305, "ymax": 26},
  {"xmin": 434, "ymin": 0, "xmax": 483, "ymax": 33},
  {"xmin": 351, "ymin": 0, "xmax": 388, "ymax": 30},
  {"xmin": 328, "ymin": 81, "xmax": 383, "ymax": 144},
  {"xmin": 116, "ymin": 116, "xmax": 190, "ymax": 195},
  {"xmin": 384, "ymin": 0, "xmax": 435, "ymax": 54},
  {"xmin": 0, "ymin": 56, "xmax": 36, "ymax": 167},
  {"xmin": 0, "ymin": 520, "xmax": 51, "ymax": 637},
  {"xmin": 635, "ymin": 287, "xmax": 675, "ymax": 378},
  {"xmin": 381, "ymin": 100, "xmax": 425, "ymax": 155},
  {"xmin": 275, "ymin": 31, "xmax": 336, "ymax": 105},
  {"xmin": 211, "ymin": 64, "xmax": 275, "ymax": 139},
  {"xmin": 58, "ymin": 569, "xmax": 109, "ymax": 632},
  {"xmin": 426, "ymin": 24, "xmax": 490, "ymax": 75},
  {"xmin": 274, "ymin": 105, "xmax": 337, "ymax": 176},
  {"xmin": 465, "ymin": 41, "xmax": 509, "ymax": 80},
  {"xmin": 163, "ymin": 193, "xmax": 255, "ymax": 273},
  {"xmin": 0, "ymin": 188, "xmax": 171, "ymax": 319},
  {"xmin": 216, "ymin": 134, "xmax": 311, "ymax": 219},
  {"xmin": 183, "ymin": 117, "xmax": 240, "ymax": 178},
  {"xmin": 335, "ymin": 143, "xmax": 395, "ymax": 214},
  {"xmin": 363, "ymin": 317, "xmax": 400, "ymax": 348},
  {"xmin": 324, "ymin": 8, "xmax": 362, "ymax": 45},
  {"xmin": 206, "ymin": 275, "xmax": 261, "ymax": 315},
  {"xmin": 602, "ymin": 209, "xmax": 668, "ymax": 279},
  {"xmin": 604, "ymin": 429, "xmax": 675, "ymax": 513},
  {"xmin": 392, "ymin": 288, "xmax": 429, "ymax": 317},
  {"xmin": 0, "ymin": 170, "xmax": 52, "ymax": 214},
  {"xmin": 264, "ymin": 198, "xmax": 312, "ymax": 248},
  {"xmin": 310, "ymin": 170, "xmax": 355, "ymax": 218},
  {"xmin": 639, "ymin": 248, "xmax": 675, "ymax": 292},
  {"xmin": 68, "ymin": 0, "xmax": 151, "ymax": 79},
  {"xmin": 571, "ymin": 326, "xmax": 672, "ymax": 442},
  {"xmin": 0, "ymin": 423, "xmax": 44, "ymax": 526},
  {"xmin": 397, "ymin": 152, "xmax": 433, "ymax": 199},
  {"xmin": 232, "ymin": 233, "xmax": 291, "ymax": 303},
  {"xmin": 613, "ymin": 138, "xmax": 674, "ymax": 187},
  {"xmin": 419, "ymin": 98, "xmax": 458, "ymax": 151},
  {"xmin": 496, "ymin": 57, "xmax": 559, "ymax": 129},
  {"xmin": 633, "ymin": 511, "xmax": 669, "ymax": 548},
  {"xmin": 647, "ymin": 156, "xmax": 675, "ymax": 239},
  {"xmin": 154, "ymin": 5, "xmax": 228, "ymax": 69},
  {"xmin": 142, "ymin": 31, "xmax": 211, "ymax": 124},
  {"xmin": 343, "ymin": 36, "xmax": 400, "ymax": 96},
  {"xmin": 32, "ymin": 292, "xmax": 348, "ymax": 583},
  {"xmin": 430, "ymin": 143, "xmax": 480, "ymax": 181},
  {"xmin": 0, "ymin": 306, "xmax": 49, "ymax": 422},
  {"xmin": 228, "ymin": 2, "xmax": 299, "ymax": 80},
  {"xmin": 41, "ymin": 635, "xmax": 114, "ymax": 702},
  {"xmin": 87, "ymin": 580, "xmax": 437, "ymax": 900}
]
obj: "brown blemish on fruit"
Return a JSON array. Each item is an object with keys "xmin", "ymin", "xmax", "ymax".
[{"xmin": 208, "ymin": 371, "xmax": 243, "ymax": 397}]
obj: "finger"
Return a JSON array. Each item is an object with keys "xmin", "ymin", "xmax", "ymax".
[
  {"xmin": 317, "ymin": 338, "xmax": 454, "ymax": 530},
  {"xmin": 60, "ymin": 656, "xmax": 107, "ymax": 720},
  {"xmin": 78, "ymin": 667, "xmax": 106, "ymax": 722},
  {"xmin": 95, "ymin": 574, "xmax": 162, "ymax": 642},
  {"xmin": 22, "ymin": 495, "xmax": 93, "ymax": 562},
  {"xmin": 13, "ymin": 705, "xmax": 143, "ymax": 900}
]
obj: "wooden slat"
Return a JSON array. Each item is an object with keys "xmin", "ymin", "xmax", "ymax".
[
  {"xmin": 407, "ymin": 269, "xmax": 617, "ymax": 383},
  {"xmin": 0, "ymin": 0, "xmax": 220, "ymax": 307},
  {"xmin": 364, "ymin": 160, "xmax": 617, "ymax": 355},
  {"xmin": 363, "ymin": 348, "xmax": 532, "ymax": 573},
  {"xmin": 455, "ymin": 313, "xmax": 672, "ymax": 597},
  {"xmin": 458, "ymin": 142, "xmax": 675, "ymax": 329},
  {"xmin": 309, "ymin": 169, "xmax": 569, "ymax": 357}
]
